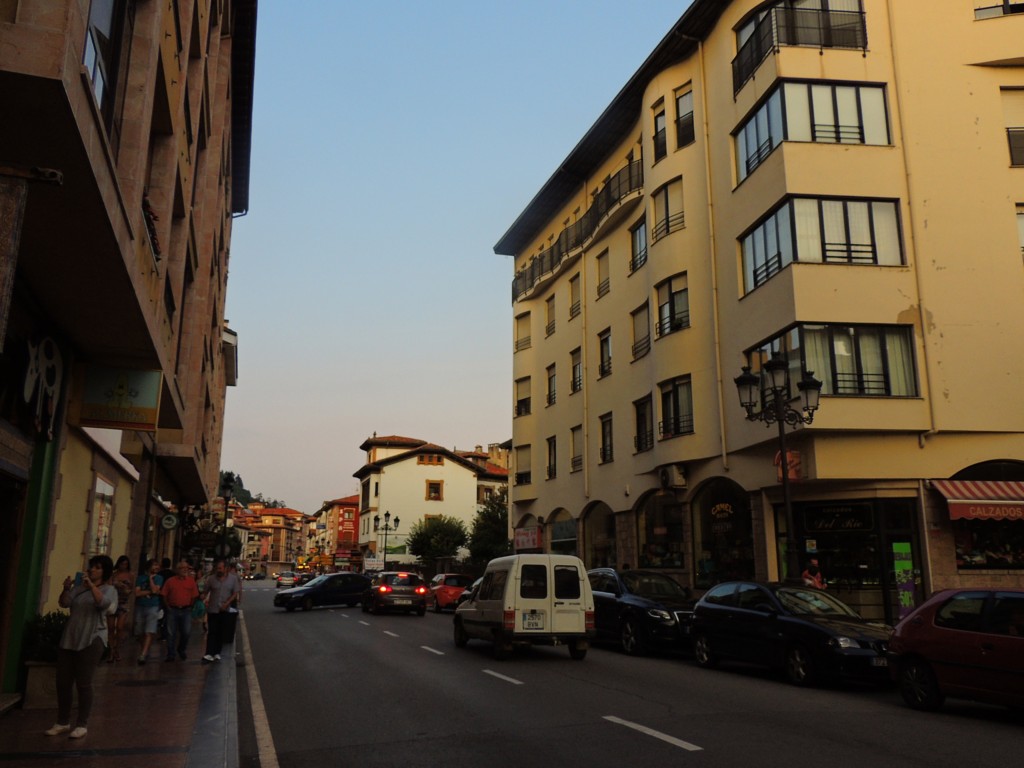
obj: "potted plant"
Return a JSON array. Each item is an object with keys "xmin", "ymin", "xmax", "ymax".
[{"xmin": 21, "ymin": 611, "xmax": 68, "ymax": 709}]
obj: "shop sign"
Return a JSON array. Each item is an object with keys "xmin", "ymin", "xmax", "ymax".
[
  {"xmin": 949, "ymin": 502, "xmax": 1024, "ymax": 521},
  {"xmin": 804, "ymin": 503, "xmax": 874, "ymax": 533},
  {"xmin": 74, "ymin": 365, "xmax": 163, "ymax": 431},
  {"xmin": 514, "ymin": 526, "xmax": 542, "ymax": 550}
]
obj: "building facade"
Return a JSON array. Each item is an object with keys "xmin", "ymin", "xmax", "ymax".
[
  {"xmin": 311, "ymin": 494, "xmax": 361, "ymax": 572},
  {"xmin": 354, "ymin": 435, "xmax": 509, "ymax": 571},
  {"xmin": 0, "ymin": 0, "xmax": 255, "ymax": 692},
  {"xmin": 495, "ymin": 0, "xmax": 1024, "ymax": 625}
]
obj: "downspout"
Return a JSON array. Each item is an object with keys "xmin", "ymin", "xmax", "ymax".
[
  {"xmin": 579, "ymin": 179, "xmax": 592, "ymax": 501},
  {"xmin": 885, "ymin": 0, "xmax": 938, "ymax": 447}
]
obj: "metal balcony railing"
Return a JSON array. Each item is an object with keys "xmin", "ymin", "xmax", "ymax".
[{"xmin": 659, "ymin": 414, "xmax": 695, "ymax": 438}]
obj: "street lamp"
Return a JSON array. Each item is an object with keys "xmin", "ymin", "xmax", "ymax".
[
  {"xmin": 735, "ymin": 355, "xmax": 822, "ymax": 585},
  {"xmin": 373, "ymin": 511, "xmax": 400, "ymax": 572}
]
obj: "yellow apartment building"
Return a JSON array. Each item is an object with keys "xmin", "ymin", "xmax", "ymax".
[
  {"xmin": 0, "ymin": 0, "xmax": 255, "ymax": 692},
  {"xmin": 494, "ymin": 0, "xmax": 1024, "ymax": 624}
]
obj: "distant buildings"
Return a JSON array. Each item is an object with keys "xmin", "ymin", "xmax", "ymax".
[{"xmin": 494, "ymin": 0, "xmax": 1024, "ymax": 624}]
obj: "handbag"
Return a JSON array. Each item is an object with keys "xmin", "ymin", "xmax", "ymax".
[{"xmin": 191, "ymin": 598, "xmax": 206, "ymax": 619}]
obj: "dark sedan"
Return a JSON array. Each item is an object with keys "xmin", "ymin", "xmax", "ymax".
[
  {"xmin": 691, "ymin": 581, "xmax": 892, "ymax": 686},
  {"xmin": 361, "ymin": 571, "xmax": 428, "ymax": 616},
  {"xmin": 587, "ymin": 568, "xmax": 695, "ymax": 655},
  {"xmin": 273, "ymin": 572, "xmax": 371, "ymax": 612}
]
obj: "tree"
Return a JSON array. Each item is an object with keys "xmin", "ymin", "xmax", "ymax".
[
  {"xmin": 468, "ymin": 489, "xmax": 511, "ymax": 563},
  {"xmin": 405, "ymin": 515, "xmax": 469, "ymax": 566}
]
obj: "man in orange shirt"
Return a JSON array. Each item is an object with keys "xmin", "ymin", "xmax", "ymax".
[{"xmin": 160, "ymin": 560, "xmax": 199, "ymax": 661}]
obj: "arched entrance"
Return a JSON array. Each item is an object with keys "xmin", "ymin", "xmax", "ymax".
[
  {"xmin": 548, "ymin": 508, "xmax": 577, "ymax": 556},
  {"xmin": 583, "ymin": 502, "xmax": 615, "ymax": 568},
  {"xmin": 637, "ymin": 490, "xmax": 685, "ymax": 569},
  {"xmin": 690, "ymin": 478, "xmax": 754, "ymax": 588}
]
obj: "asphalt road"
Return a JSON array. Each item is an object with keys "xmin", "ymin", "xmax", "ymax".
[{"xmin": 238, "ymin": 583, "xmax": 1022, "ymax": 768}]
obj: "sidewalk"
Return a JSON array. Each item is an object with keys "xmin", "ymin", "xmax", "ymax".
[{"xmin": 0, "ymin": 619, "xmax": 239, "ymax": 768}]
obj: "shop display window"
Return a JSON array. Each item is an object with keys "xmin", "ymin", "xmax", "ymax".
[{"xmin": 954, "ymin": 520, "xmax": 1024, "ymax": 570}]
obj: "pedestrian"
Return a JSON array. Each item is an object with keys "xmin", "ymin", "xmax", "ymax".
[
  {"xmin": 133, "ymin": 558, "xmax": 164, "ymax": 664},
  {"xmin": 202, "ymin": 558, "xmax": 241, "ymax": 664},
  {"xmin": 160, "ymin": 559, "xmax": 200, "ymax": 661},
  {"xmin": 802, "ymin": 557, "xmax": 827, "ymax": 590},
  {"xmin": 108, "ymin": 555, "xmax": 134, "ymax": 662},
  {"xmin": 45, "ymin": 554, "xmax": 117, "ymax": 740}
]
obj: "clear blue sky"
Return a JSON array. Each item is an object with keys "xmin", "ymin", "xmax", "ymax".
[{"xmin": 222, "ymin": 1, "xmax": 692, "ymax": 512}]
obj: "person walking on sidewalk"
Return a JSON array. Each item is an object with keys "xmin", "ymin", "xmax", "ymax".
[
  {"xmin": 202, "ymin": 558, "xmax": 241, "ymax": 664},
  {"xmin": 161, "ymin": 560, "xmax": 199, "ymax": 661},
  {"xmin": 133, "ymin": 558, "xmax": 164, "ymax": 664},
  {"xmin": 46, "ymin": 555, "xmax": 117, "ymax": 740},
  {"xmin": 109, "ymin": 555, "xmax": 134, "ymax": 662}
]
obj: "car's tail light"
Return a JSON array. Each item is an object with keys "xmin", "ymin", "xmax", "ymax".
[
  {"xmin": 585, "ymin": 610, "xmax": 595, "ymax": 631},
  {"xmin": 415, "ymin": 586, "xmax": 428, "ymax": 595},
  {"xmin": 377, "ymin": 585, "xmax": 392, "ymax": 594},
  {"xmin": 503, "ymin": 610, "xmax": 515, "ymax": 631}
]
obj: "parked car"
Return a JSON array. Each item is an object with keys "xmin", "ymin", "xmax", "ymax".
[
  {"xmin": 454, "ymin": 554, "xmax": 595, "ymax": 660},
  {"xmin": 246, "ymin": 572, "xmax": 266, "ymax": 581},
  {"xmin": 273, "ymin": 572, "xmax": 371, "ymax": 612},
  {"xmin": 587, "ymin": 568, "xmax": 696, "ymax": 655},
  {"xmin": 429, "ymin": 573, "xmax": 476, "ymax": 613},
  {"xmin": 888, "ymin": 588, "xmax": 1024, "ymax": 711},
  {"xmin": 361, "ymin": 571, "xmax": 429, "ymax": 616},
  {"xmin": 276, "ymin": 571, "xmax": 298, "ymax": 588},
  {"xmin": 690, "ymin": 581, "xmax": 892, "ymax": 686}
]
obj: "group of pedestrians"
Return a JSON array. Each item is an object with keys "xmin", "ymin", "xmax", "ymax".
[{"xmin": 44, "ymin": 554, "xmax": 242, "ymax": 741}]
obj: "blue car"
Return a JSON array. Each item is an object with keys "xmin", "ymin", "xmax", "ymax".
[{"xmin": 587, "ymin": 568, "xmax": 695, "ymax": 655}]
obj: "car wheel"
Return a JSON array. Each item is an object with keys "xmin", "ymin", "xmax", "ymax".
[
  {"xmin": 693, "ymin": 634, "xmax": 718, "ymax": 668},
  {"xmin": 285, "ymin": 604, "xmax": 296, "ymax": 613},
  {"xmin": 569, "ymin": 640, "xmax": 587, "ymax": 660},
  {"xmin": 302, "ymin": 597, "xmax": 314, "ymax": 612},
  {"xmin": 785, "ymin": 644, "xmax": 816, "ymax": 687},
  {"xmin": 899, "ymin": 659, "xmax": 945, "ymax": 711},
  {"xmin": 620, "ymin": 618, "xmax": 645, "ymax": 656},
  {"xmin": 454, "ymin": 619, "xmax": 469, "ymax": 648}
]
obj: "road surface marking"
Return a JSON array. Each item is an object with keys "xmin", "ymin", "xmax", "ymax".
[
  {"xmin": 359, "ymin": 620, "xmax": 371, "ymax": 626},
  {"xmin": 483, "ymin": 669, "xmax": 524, "ymax": 685},
  {"xmin": 240, "ymin": 612, "xmax": 281, "ymax": 768},
  {"xmin": 383, "ymin": 630, "xmax": 400, "ymax": 637},
  {"xmin": 422, "ymin": 646, "xmax": 445, "ymax": 655},
  {"xmin": 603, "ymin": 716, "xmax": 703, "ymax": 752}
]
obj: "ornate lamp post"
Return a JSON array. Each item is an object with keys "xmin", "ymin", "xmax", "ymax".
[
  {"xmin": 373, "ymin": 511, "xmax": 399, "ymax": 572},
  {"xmin": 734, "ymin": 355, "xmax": 822, "ymax": 585}
]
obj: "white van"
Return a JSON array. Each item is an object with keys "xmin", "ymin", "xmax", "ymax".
[{"xmin": 453, "ymin": 554, "xmax": 595, "ymax": 660}]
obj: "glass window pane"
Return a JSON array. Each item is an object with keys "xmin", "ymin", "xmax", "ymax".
[
  {"xmin": 803, "ymin": 325, "xmax": 834, "ymax": 395},
  {"xmin": 811, "ymin": 85, "xmax": 837, "ymax": 142},
  {"xmin": 835, "ymin": 86, "xmax": 860, "ymax": 143},
  {"xmin": 777, "ymin": 203, "xmax": 795, "ymax": 268},
  {"xmin": 822, "ymin": 200, "xmax": 848, "ymax": 258},
  {"xmin": 872, "ymin": 202, "xmax": 902, "ymax": 265},
  {"xmin": 885, "ymin": 328, "xmax": 916, "ymax": 396},
  {"xmin": 794, "ymin": 198, "xmax": 822, "ymax": 262},
  {"xmin": 785, "ymin": 83, "xmax": 812, "ymax": 142},
  {"xmin": 860, "ymin": 87, "xmax": 890, "ymax": 145}
]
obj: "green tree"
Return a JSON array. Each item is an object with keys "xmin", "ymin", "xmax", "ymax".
[
  {"xmin": 405, "ymin": 515, "xmax": 469, "ymax": 566},
  {"xmin": 468, "ymin": 489, "xmax": 511, "ymax": 563}
]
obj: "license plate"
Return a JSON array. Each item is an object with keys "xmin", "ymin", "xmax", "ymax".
[
  {"xmin": 871, "ymin": 657, "xmax": 888, "ymax": 667},
  {"xmin": 522, "ymin": 612, "xmax": 544, "ymax": 630},
  {"xmin": 393, "ymin": 599, "xmax": 411, "ymax": 605}
]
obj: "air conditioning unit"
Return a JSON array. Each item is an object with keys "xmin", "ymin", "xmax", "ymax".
[{"xmin": 659, "ymin": 464, "xmax": 686, "ymax": 489}]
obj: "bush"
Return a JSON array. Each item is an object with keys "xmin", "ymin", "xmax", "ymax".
[{"xmin": 22, "ymin": 611, "xmax": 69, "ymax": 663}]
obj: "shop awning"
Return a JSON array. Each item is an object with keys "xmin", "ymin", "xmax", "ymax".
[{"xmin": 931, "ymin": 480, "xmax": 1024, "ymax": 521}]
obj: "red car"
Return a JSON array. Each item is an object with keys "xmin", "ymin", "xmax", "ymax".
[
  {"xmin": 888, "ymin": 588, "xmax": 1024, "ymax": 711},
  {"xmin": 429, "ymin": 573, "xmax": 475, "ymax": 612}
]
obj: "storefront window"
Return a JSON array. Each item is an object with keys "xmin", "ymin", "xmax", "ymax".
[
  {"xmin": 954, "ymin": 520, "xmax": 1024, "ymax": 569},
  {"xmin": 584, "ymin": 503, "xmax": 616, "ymax": 568},
  {"xmin": 549, "ymin": 511, "xmax": 577, "ymax": 556},
  {"xmin": 88, "ymin": 474, "xmax": 114, "ymax": 555},
  {"xmin": 691, "ymin": 479, "xmax": 753, "ymax": 587},
  {"xmin": 637, "ymin": 492, "xmax": 684, "ymax": 568}
]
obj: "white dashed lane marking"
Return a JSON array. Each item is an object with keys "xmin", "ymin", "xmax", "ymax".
[{"xmin": 603, "ymin": 716, "xmax": 703, "ymax": 752}]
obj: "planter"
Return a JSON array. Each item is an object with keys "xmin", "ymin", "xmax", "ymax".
[{"xmin": 22, "ymin": 660, "xmax": 68, "ymax": 710}]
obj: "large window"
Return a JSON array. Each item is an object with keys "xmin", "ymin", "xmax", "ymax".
[
  {"xmin": 737, "ymin": 82, "xmax": 889, "ymax": 181},
  {"xmin": 632, "ymin": 302, "xmax": 651, "ymax": 360},
  {"xmin": 630, "ymin": 218, "xmax": 648, "ymax": 272},
  {"xmin": 653, "ymin": 104, "xmax": 667, "ymax": 161},
  {"xmin": 676, "ymin": 89, "xmax": 695, "ymax": 148},
  {"xmin": 83, "ymin": 0, "xmax": 133, "ymax": 153},
  {"xmin": 546, "ymin": 364, "xmax": 556, "ymax": 406},
  {"xmin": 599, "ymin": 413, "xmax": 614, "ymax": 463},
  {"xmin": 652, "ymin": 178, "xmax": 684, "ymax": 241},
  {"xmin": 570, "ymin": 348, "xmax": 582, "ymax": 393},
  {"xmin": 742, "ymin": 197, "xmax": 903, "ymax": 291},
  {"xmin": 656, "ymin": 274, "xmax": 690, "ymax": 337},
  {"xmin": 570, "ymin": 425, "xmax": 583, "ymax": 472},
  {"xmin": 659, "ymin": 376, "xmax": 694, "ymax": 438},
  {"xmin": 546, "ymin": 436, "xmax": 557, "ymax": 479},
  {"xmin": 514, "ymin": 313, "xmax": 531, "ymax": 351},
  {"xmin": 514, "ymin": 445, "xmax": 531, "ymax": 486},
  {"xmin": 545, "ymin": 295, "xmax": 556, "ymax": 337},
  {"xmin": 1004, "ymin": 89, "xmax": 1024, "ymax": 165},
  {"xmin": 515, "ymin": 377, "xmax": 531, "ymax": 416},
  {"xmin": 598, "ymin": 329, "xmax": 612, "ymax": 378},
  {"xmin": 634, "ymin": 396, "xmax": 654, "ymax": 452},
  {"xmin": 569, "ymin": 273, "xmax": 581, "ymax": 319},
  {"xmin": 596, "ymin": 251, "xmax": 610, "ymax": 298}
]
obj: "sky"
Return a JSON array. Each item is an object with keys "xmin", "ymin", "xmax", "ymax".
[{"xmin": 221, "ymin": 1, "xmax": 693, "ymax": 513}]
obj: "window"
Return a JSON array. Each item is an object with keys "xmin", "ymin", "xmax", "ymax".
[
  {"xmin": 935, "ymin": 592, "xmax": 987, "ymax": 631},
  {"xmin": 545, "ymin": 295, "xmax": 556, "ymax": 337},
  {"xmin": 569, "ymin": 274, "xmax": 581, "ymax": 318},
  {"xmin": 515, "ymin": 377, "xmax": 531, "ymax": 417},
  {"xmin": 737, "ymin": 82, "xmax": 889, "ymax": 181},
  {"xmin": 554, "ymin": 565, "xmax": 582, "ymax": 599},
  {"xmin": 571, "ymin": 348, "xmax": 583, "ymax": 393},
  {"xmin": 742, "ymin": 197, "xmax": 903, "ymax": 291},
  {"xmin": 515, "ymin": 312, "xmax": 531, "ymax": 351},
  {"xmin": 660, "ymin": 376, "xmax": 694, "ymax": 438},
  {"xmin": 751, "ymin": 323, "xmax": 918, "ymax": 397},
  {"xmin": 1002, "ymin": 89, "xmax": 1024, "ymax": 165},
  {"xmin": 676, "ymin": 89, "xmax": 695, "ymax": 148},
  {"xmin": 546, "ymin": 436, "xmax": 557, "ymax": 479},
  {"xmin": 570, "ymin": 425, "xmax": 583, "ymax": 472},
  {"xmin": 514, "ymin": 445, "xmax": 531, "ymax": 486},
  {"xmin": 630, "ymin": 218, "xmax": 648, "ymax": 272},
  {"xmin": 87, "ymin": 474, "xmax": 115, "ymax": 556},
  {"xmin": 83, "ymin": 0, "xmax": 133, "ymax": 153},
  {"xmin": 656, "ymin": 274, "xmax": 689, "ymax": 336},
  {"xmin": 652, "ymin": 178, "xmax": 684, "ymax": 241},
  {"xmin": 634, "ymin": 396, "xmax": 654, "ymax": 452},
  {"xmin": 631, "ymin": 302, "xmax": 651, "ymax": 359},
  {"xmin": 520, "ymin": 565, "xmax": 548, "ymax": 599},
  {"xmin": 598, "ymin": 329, "xmax": 612, "ymax": 377},
  {"xmin": 596, "ymin": 251, "xmax": 610, "ymax": 298},
  {"xmin": 546, "ymin": 364, "xmax": 556, "ymax": 406},
  {"xmin": 976, "ymin": 2, "xmax": 1024, "ymax": 19},
  {"xmin": 599, "ymin": 413, "xmax": 614, "ymax": 463},
  {"xmin": 417, "ymin": 454, "xmax": 444, "ymax": 465},
  {"xmin": 653, "ymin": 104, "xmax": 667, "ymax": 160},
  {"xmin": 425, "ymin": 481, "xmax": 444, "ymax": 501}
]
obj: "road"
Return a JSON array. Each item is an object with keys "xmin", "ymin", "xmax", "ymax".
[{"xmin": 238, "ymin": 583, "xmax": 1022, "ymax": 768}]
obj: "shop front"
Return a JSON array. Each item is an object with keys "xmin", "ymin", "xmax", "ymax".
[
  {"xmin": 690, "ymin": 478, "xmax": 755, "ymax": 588},
  {"xmin": 932, "ymin": 479, "xmax": 1024, "ymax": 572},
  {"xmin": 548, "ymin": 510, "xmax": 578, "ymax": 556}
]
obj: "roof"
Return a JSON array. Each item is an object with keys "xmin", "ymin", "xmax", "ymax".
[
  {"xmin": 493, "ymin": 0, "xmax": 728, "ymax": 256},
  {"xmin": 354, "ymin": 443, "xmax": 496, "ymax": 480},
  {"xmin": 359, "ymin": 434, "xmax": 427, "ymax": 451}
]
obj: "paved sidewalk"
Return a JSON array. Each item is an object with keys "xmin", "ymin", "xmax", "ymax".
[{"xmin": 0, "ymin": 619, "xmax": 239, "ymax": 768}]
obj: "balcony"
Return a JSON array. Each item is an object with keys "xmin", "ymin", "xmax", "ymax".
[
  {"xmin": 635, "ymin": 430, "xmax": 654, "ymax": 452},
  {"xmin": 732, "ymin": 7, "xmax": 868, "ymax": 94},
  {"xmin": 659, "ymin": 414, "xmax": 694, "ymax": 439},
  {"xmin": 512, "ymin": 161, "xmax": 643, "ymax": 301}
]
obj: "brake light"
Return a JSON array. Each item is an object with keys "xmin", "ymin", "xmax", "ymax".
[
  {"xmin": 377, "ymin": 585, "xmax": 392, "ymax": 594},
  {"xmin": 585, "ymin": 610, "xmax": 595, "ymax": 631},
  {"xmin": 415, "ymin": 586, "xmax": 428, "ymax": 595},
  {"xmin": 503, "ymin": 610, "xmax": 515, "ymax": 631}
]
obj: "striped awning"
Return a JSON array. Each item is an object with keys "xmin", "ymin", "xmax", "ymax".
[{"xmin": 931, "ymin": 480, "xmax": 1024, "ymax": 521}]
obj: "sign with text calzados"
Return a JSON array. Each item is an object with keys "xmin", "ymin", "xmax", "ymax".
[{"xmin": 74, "ymin": 365, "xmax": 163, "ymax": 431}]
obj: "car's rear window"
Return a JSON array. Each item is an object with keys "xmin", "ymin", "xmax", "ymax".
[
  {"xmin": 444, "ymin": 575, "xmax": 473, "ymax": 587},
  {"xmin": 520, "ymin": 565, "xmax": 548, "ymax": 599},
  {"xmin": 385, "ymin": 573, "xmax": 422, "ymax": 587},
  {"xmin": 554, "ymin": 566, "xmax": 581, "ymax": 599}
]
